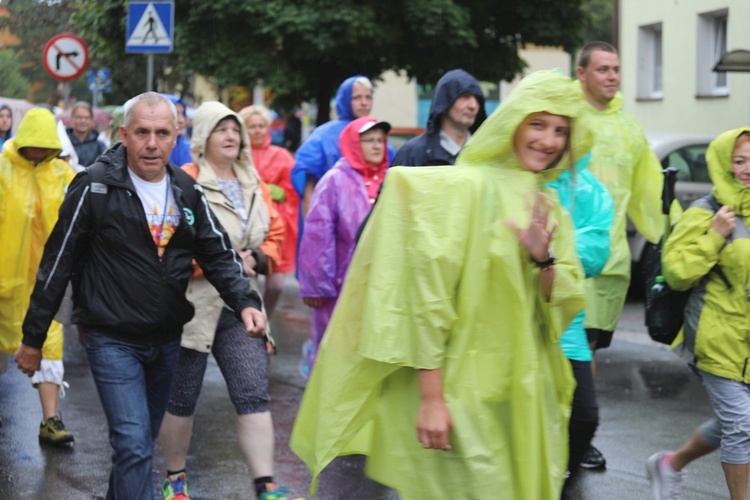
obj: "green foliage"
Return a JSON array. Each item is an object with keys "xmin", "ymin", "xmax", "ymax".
[
  {"xmin": 0, "ymin": 0, "xmax": 85, "ymax": 103},
  {"xmin": 0, "ymin": 49, "xmax": 31, "ymax": 99},
  {"xmin": 72, "ymin": 0, "xmax": 192, "ymax": 104},
  {"xmin": 72, "ymin": 0, "xmax": 586, "ymax": 121},
  {"xmin": 581, "ymin": 0, "xmax": 613, "ymax": 44}
]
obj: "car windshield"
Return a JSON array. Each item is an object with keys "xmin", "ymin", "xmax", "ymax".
[{"xmin": 661, "ymin": 144, "xmax": 710, "ymax": 183}]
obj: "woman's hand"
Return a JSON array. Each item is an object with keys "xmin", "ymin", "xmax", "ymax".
[
  {"xmin": 507, "ymin": 190, "xmax": 558, "ymax": 262},
  {"xmin": 238, "ymin": 249, "xmax": 257, "ymax": 277},
  {"xmin": 417, "ymin": 398, "xmax": 454, "ymax": 451},
  {"xmin": 303, "ymin": 297, "xmax": 323, "ymax": 308},
  {"xmin": 417, "ymin": 369, "xmax": 452, "ymax": 451},
  {"xmin": 712, "ymin": 205, "xmax": 736, "ymax": 238}
]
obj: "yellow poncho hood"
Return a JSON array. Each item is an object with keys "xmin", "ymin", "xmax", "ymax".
[
  {"xmin": 459, "ymin": 69, "xmax": 592, "ymax": 184},
  {"xmin": 708, "ymin": 127, "xmax": 750, "ymax": 216},
  {"xmin": 4, "ymin": 108, "xmax": 62, "ymax": 164}
]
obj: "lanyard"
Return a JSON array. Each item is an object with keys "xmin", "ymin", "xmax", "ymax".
[{"xmin": 153, "ymin": 174, "xmax": 171, "ymax": 253}]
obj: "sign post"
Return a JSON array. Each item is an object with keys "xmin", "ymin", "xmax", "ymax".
[
  {"xmin": 126, "ymin": 1, "xmax": 174, "ymax": 92},
  {"xmin": 43, "ymin": 33, "xmax": 89, "ymax": 108}
]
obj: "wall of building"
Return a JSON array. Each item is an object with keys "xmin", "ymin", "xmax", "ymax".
[
  {"xmin": 620, "ymin": 0, "xmax": 750, "ymax": 136},
  {"xmin": 501, "ymin": 45, "xmax": 572, "ymax": 100},
  {"xmin": 370, "ymin": 70, "xmax": 419, "ymax": 128}
]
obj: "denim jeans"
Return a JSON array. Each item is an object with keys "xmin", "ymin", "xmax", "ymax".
[{"xmin": 84, "ymin": 332, "xmax": 181, "ymax": 500}]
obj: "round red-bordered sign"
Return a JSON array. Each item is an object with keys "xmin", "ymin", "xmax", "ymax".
[{"xmin": 43, "ymin": 33, "xmax": 89, "ymax": 82}]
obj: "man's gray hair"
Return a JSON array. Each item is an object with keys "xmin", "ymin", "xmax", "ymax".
[{"xmin": 122, "ymin": 92, "xmax": 178, "ymax": 129}]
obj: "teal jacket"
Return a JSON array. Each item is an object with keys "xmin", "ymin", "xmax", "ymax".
[{"xmin": 548, "ymin": 153, "xmax": 614, "ymax": 361}]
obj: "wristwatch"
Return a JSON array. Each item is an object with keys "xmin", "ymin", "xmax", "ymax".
[{"xmin": 532, "ymin": 248, "xmax": 556, "ymax": 270}]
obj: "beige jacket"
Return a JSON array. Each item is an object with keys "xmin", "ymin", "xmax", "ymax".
[{"xmin": 180, "ymin": 102, "xmax": 281, "ymax": 353}]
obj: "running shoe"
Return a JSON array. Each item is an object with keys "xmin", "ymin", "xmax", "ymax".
[{"xmin": 646, "ymin": 451, "xmax": 685, "ymax": 500}]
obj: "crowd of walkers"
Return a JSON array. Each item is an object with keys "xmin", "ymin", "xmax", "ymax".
[{"xmin": 1, "ymin": 39, "xmax": 750, "ymax": 500}]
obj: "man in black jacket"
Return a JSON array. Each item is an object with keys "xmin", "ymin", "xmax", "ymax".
[
  {"xmin": 15, "ymin": 92, "xmax": 266, "ymax": 500},
  {"xmin": 391, "ymin": 69, "xmax": 486, "ymax": 167}
]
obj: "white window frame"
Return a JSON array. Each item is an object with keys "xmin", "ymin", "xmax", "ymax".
[
  {"xmin": 696, "ymin": 9, "xmax": 729, "ymax": 97},
  {"xmin": 637, "ymin": 22, "xmax": 663, "ymax": 99}
]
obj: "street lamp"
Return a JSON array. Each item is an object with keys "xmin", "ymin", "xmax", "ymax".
[{"xmin": 713, "ymin": 49, "xmax": 750, "ymax": 72}]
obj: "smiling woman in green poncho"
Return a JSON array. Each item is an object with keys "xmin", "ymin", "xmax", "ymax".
[{"xmin": 290, "ymin": 70, "xmax": 591, "ymax": 499}]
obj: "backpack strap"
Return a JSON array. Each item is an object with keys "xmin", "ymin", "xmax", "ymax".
[
  {"xmin": 86, "ymin": 163, "xmax": 110, "ymax": 233},
  {"xmin": 175, "ymin": 163, "xmax": 200, "ymax": 210},
  {"xmin": 704, "ymin": 192, "xmax": 721, "ymax": 212},
  {"xmin": 700, "ymin": 192, "xmax": 733, "ymax": 290}
]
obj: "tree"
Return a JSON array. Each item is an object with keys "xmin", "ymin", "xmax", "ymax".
[
  {"xmin": 73, "ymin": 0, "xmax": 585, "ymax": 123},
  {"xmin": 0, "ymin": 49, "xmax": 32, "ymax": 99},
  {"xmin": 581, "ymin": 0, "xmax": 613, "ymax": 46},
  {"xmin": 71, "ymin": 1, "xmax": 192, "ymax": 105},
  {"xmin": 0, "ymin": 0, "xmax": 90, "ymax": 104}
]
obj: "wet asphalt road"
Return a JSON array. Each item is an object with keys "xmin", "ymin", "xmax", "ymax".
[{"xmin": 0, "ymin": 281, "xmax": 733, "ymax": 499}]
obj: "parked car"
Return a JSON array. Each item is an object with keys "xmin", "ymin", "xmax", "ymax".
[{"xmin": 628, "ymin": 132, "xmax": 714, "ymax": 293}]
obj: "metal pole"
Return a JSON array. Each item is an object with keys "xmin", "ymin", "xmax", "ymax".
[
  {"xmin": 147, "ymin": 54, "xmax": 154, "ymax": 92},
  {"xmin": 64, "ymin": 82, "xmax": 70, "ymax": 109}
]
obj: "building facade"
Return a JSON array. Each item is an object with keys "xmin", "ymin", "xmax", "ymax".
[{"xmin": 620, "ymin": 0, "xmax": 750, "ymax": 135}]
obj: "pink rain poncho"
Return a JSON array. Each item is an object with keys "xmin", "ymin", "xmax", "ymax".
[{"xmin": 298, "ymin": 117, "xmax": 388, "ymax": 368}]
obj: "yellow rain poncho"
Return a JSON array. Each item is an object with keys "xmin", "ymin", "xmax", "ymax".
[
  {"xmin": 291, "ymin": 71, "xmax": 588, "ymax": 499},
  {"xmin": 574, "ymin": 84, "xmax": 664, "ymax": 332},
  {"xmin": 0, "ymin": 108, "xmax": 73, "ymax": 358}
]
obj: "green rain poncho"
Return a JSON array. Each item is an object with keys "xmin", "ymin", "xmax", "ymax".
[
  {"xmin": 574, "ymin": 83, "xmax": 664, "ymax": 331},
  {"xmin": 0, "ymin": 108, "xmax": 73, "ymax": 357},
  {"xmin": 290, "ymin": 71, "xmax": 589, "ymax": 500}
]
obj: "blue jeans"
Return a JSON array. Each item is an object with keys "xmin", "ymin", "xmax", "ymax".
[{"xmin": 84, "ymin": 332, "xmax": 181, "ymax": 500}]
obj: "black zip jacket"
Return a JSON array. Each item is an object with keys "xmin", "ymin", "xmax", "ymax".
[
  {"xmin": 66, "ymin": 128, "xmax": 107, "ymax": 167},
  {"xmin": 22, "ymin": 143, "xmax": 261, "ymax": 348}
]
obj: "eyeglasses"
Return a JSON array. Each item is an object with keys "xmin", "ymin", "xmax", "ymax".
[
  {"xmin": 360, "ymin": 138, "xmax": 385, "ymax": 145},
  {"xmin": 73, "ymin": 115, "xmax": 92, "ymax": 121}
]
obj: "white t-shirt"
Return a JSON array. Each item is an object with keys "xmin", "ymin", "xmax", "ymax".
[{"xmin": 128, "ymin": 168, "xmax": 181, "ymax": 257}]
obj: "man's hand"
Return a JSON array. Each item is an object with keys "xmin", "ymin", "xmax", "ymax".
[
  {"xmin": 241, "ymin": 307, "xmax": 267, "ymax": 338},
  {"xmin": 14, "ymin": 344, "xmax": 42, "ymax": 378},
  {"xmin": 303, "ymin": 297, "xmax": 323, "ymax": 308}
]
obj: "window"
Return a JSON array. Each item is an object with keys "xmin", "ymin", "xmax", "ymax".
[
  {"xmin": 696, "ymin": 10, "xmax": 729, "ymax": 96},
  {"xmin": 637, "ymin": 23, "xmax": 663, "ymax": 99}
]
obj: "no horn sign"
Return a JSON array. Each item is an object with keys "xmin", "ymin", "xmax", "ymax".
[{"xmin": 43, "ymin": 34, "xmax": 89, "ymax": 82}]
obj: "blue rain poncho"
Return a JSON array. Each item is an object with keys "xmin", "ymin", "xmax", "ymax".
[{"xmin": 291, "ymin": 70, "xmax": 590, "ymax": 499}]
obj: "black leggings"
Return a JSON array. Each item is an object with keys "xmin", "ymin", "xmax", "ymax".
[
  {"xmin": 567, "ymin": 359, "xmax": 599, "ymax": 476},
  {"xmin": 167, "ymin": 308, "xmax": 270, "ymax": 416}
]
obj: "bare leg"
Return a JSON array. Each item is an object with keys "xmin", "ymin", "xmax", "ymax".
[
  {"xmin": 37, "ymin": 382, "xmax": 59, "ymax": 420},
  {"xmin": 263, "ymin": 273, "xmax": 286, "ymax": 319},
  {"xmin": 237, "ymin": 412, "xmax": 274, "ymax": 478},
  {"xmin": 159, "ymin": 412, "xmax": 194, "ymax": 472},
  {"xmin": 670, "ymin": 425, "xmax": 718, "ymax": 471},
  {"xmin": 722, "ymin": 462, "xmax": 749, "ymax": 500}
]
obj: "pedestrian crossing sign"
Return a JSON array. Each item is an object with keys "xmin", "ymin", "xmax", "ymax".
[{"xmin": 126, "ymin": 1, "xmax": 174, "ymax": 54}]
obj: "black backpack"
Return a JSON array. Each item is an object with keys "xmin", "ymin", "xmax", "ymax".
[{"xmin": 644, "ymin": 168, "xmax": 731, "ymax": 344}]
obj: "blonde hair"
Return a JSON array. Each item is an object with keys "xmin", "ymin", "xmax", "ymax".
[{"xmin": 239, "ymin": 105, "xmax": 272, "ymax": 127}]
